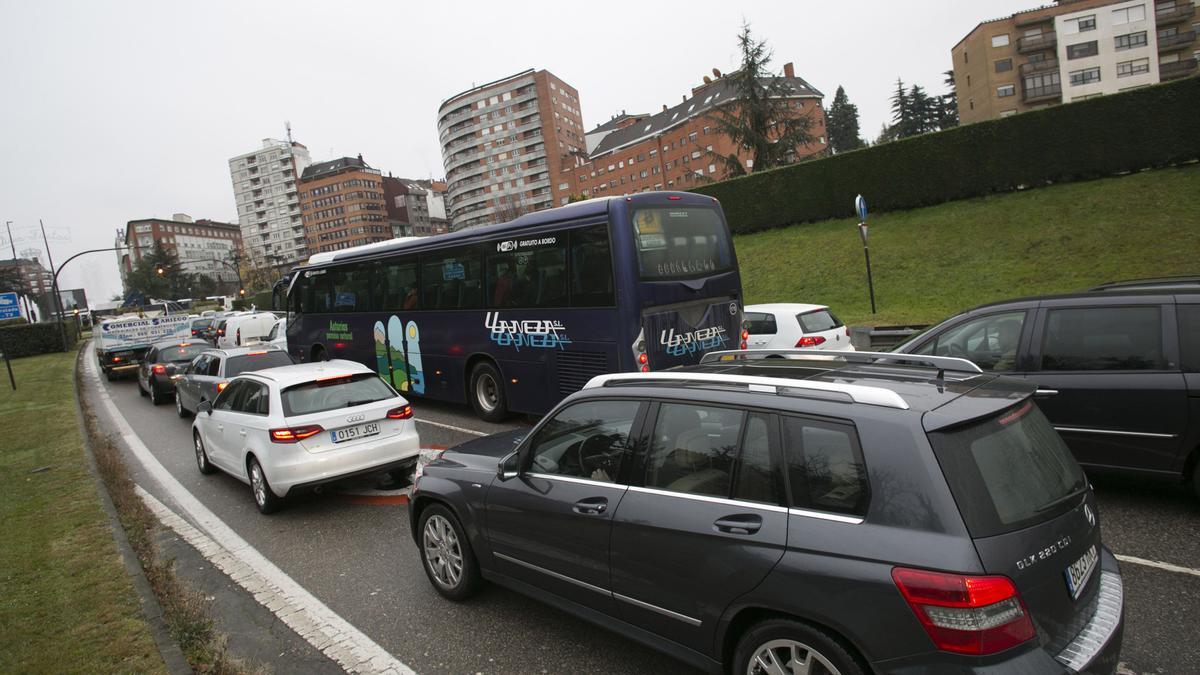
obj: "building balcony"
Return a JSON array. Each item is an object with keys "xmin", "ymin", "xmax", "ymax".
[
  {"xmin": 1155, "ymin": 3, "xmax": 1195, "ymax": 24},
  {"xmin": 1020, "ymin": 58, "xmax": 1060, "ymax": 75},
  {"xmin": 1159, "ymin": 57, "xmax": 1198, "ymax": 79},
  {"xmin": 1018, "ymin": 33, "xmax": 1057, "ymax": 53},
  {"xmin": 1158, "ymin": 30, "xmax": 1196, "ymax": 51},
  {"xmin": 1022, "ymin": 84, "xmax": 1062, "ymax": 103},
  {"xmin": 1015, "ymin": 12, "xmax": 1054, "ymax": 28}
]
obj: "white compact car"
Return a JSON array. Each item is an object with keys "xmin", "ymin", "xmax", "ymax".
[
  {"xmin": 191, "ymin": 359, "xmax": 421, "ymax": 513},
  {"xmin": 218, "ymin": 312, "xmax": 277, "ymax": 349},
  {"xmin": 264, "ymin": 316, "xmax": 287, "ymax": 351},
  {"xmin": 743, "ymin": 303, "xmax": 855, "ymax": 352}
]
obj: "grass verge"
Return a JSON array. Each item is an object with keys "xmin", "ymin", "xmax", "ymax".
[
  {"xmin": 74, "ymin": 357, "xmax": 264, "ymax": 674},
  {"xmin": 0, "ymin": 351, "xmax": 163, "ymax": 672},
  {"xmin": 734, "ymin": 164, "xmax": 1200, "ymax": 327}
]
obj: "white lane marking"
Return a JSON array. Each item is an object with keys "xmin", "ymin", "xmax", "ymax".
[
  {"xmin": 84, "ymin": 353, "xmax": 414, "ymax": 675},
  {"xmin": 1115, "ymin": 554, "xmax": 1200, "ymax": 579},
  {"xmin": 413, "ymin": 416, "xmax": 488, "ymax": 437}
]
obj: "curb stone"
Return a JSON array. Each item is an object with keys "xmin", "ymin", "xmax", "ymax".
[{"xmin": 72, "ymin": 348, "xmax": 192, "ymax": 675}]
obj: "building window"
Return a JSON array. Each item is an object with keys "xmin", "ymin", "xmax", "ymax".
[
  {"xmin": 1023, "ymin": 71, "xmax": 1061, "ymax": 97},
  {"xmin": 1069, "ymin": 67, "xmax": 1101, "ymax": 86},
  {"xmin": 999, "ymin": 109, "xmax": 1017, "ymax": 118},
  {"xmin": 997, "ymin": 84, "xmax": 1016, "ymax": 97},
  {"xmin": 1117, "ymin": 57, "xmax": 1151, "ymax": 77},
  {"xmin": 995, "ymin": 58, "xmax": 1013, "ymax": 72},
  {"xmin": 1112, "ymin": 4, "xmax": 1146, "ymax": 25},
  {"xmin": 1066, "ymin": 15, "xmax": 1097, "ymax": 33},
  {"xmin": 1067, "ymin": 41, "xmax": 1099, "ymax": 59},
  {"xmin": 1115, "ymin": 31, "xmax": 1148, "ymax": 50},
  {"xmin": 991, "ymin": 34, "xmax": 1010, "ymax": 47}
]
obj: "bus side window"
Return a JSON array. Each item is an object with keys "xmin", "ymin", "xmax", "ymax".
[
  {"xmin": 384, "ymin": 259, "xmax": 419, "ymax": 311},
  {"xmin": 488, "ymin": 238, "xmax": 567, "ymax": 309},
  {"xmin": 570, "ymin": 225, "xmax": 615, "ymax": 307},
  {"xmin": 422, "ymin": 246, "xmax": 482, "ymax": 310}
]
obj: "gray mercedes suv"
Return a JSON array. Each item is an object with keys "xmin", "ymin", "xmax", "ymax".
[{"xmin": 409, "ymin": 350, "xmax": 1124, "ymax": 674}]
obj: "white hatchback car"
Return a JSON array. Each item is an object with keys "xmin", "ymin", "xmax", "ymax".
[
  {"xmin": 743, "ymin": 303, "xmax": 855, "ymax": 352},
  {"xmin": 192, "ymin": 359, "xmax": 421, "ymax": 513}
]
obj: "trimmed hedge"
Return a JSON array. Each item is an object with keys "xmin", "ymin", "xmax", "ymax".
[
  {"xmin": 0, "ymin": 322, "xmax": 81, "ymax": 358},
  {"xmin": 694, "ymin": 76, "xmax": 1200, "ymax": 233}
]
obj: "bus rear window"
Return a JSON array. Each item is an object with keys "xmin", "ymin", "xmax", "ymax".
[
  {"xmin": 633, "ymin": 207, "xmax": 733, "ymax": 280},
  {"xmin": 928, "ymin": 400, "xmax": 1088, "ymax": 537}
]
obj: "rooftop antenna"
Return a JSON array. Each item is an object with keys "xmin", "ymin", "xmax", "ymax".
[{"xmin": 285, "ymin": 121, "xmax": 293, "ymax": 144}]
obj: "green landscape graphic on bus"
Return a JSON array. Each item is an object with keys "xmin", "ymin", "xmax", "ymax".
[{"xmin": 373, "ymin": 317, "xmax": 425, "ymax": 394}]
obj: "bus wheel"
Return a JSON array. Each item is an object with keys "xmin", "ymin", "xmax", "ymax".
[
  {"xmin": 469, "ymin": 362, "xmax": 508, "ymax": 422},
  {"xmin": 312, "ymin": 346, "xmax": 328, "ymax": 362}
]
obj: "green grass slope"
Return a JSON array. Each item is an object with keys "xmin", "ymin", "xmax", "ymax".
[{"xmin": 733, "ymin": 165, "xmax": 1200, "ymax": 327}]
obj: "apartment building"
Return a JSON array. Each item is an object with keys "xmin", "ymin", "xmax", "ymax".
[
  {"xmin": 119, "ymin": 214, "xmax": 242, "ymax": 292},
  {"xmin": 437, "ymin": 69, "xmax": 586, "ymax": 230},
  {"xmin": 298, "ymin": 156, "xmax": 389, "ymax": 254},
  {"xmin": 0, "ymin": 256, "xmax": 54, "ymax": 296},
  {"xmin": 559, "ymin": 63, "xmax": 827, "ymax": 199},
  {"xmin": 382, "ymin": 176, "xmax": 450, "ymax": 237},
  {"xmin": 227, "ymin": 137, "xmax": 312, "ymax": 269},
  {"xmin": 953, "ymin": 0, "xmax": 1199, "ymax": 124}
]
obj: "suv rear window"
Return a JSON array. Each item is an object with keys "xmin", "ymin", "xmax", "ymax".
[
  {"xmin": 929, "ymin": 400, "xmax": 1087, "ymax": 537},
  {"xmin": 798, "ymin": 309, "xmax": 842, "ymax": 333},
  {"xmin": 282, "ymin": 373, "xmax": 396, "ymax": 416},
  {"xmin": 226, "ymin": 351, "xmax": 293, "ymax": 377}
]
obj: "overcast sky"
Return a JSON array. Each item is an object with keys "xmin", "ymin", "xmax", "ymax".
[{"xmin": 0, "ymin": 0, "xmax": 1034, "ymax": 304}]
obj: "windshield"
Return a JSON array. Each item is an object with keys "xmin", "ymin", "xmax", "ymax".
[
  {"xmin": 226, "ymin": 351, "xmax": 293, "ymax": 377},
  {"xmin": 632, "ymin": 206, "xmax": 734, "ymax": 280},
  {"xmin": 157, "ymin": 344, "xmax": 207, "ymax": 363},
  {"xmin": 192, "ymin": 319, "xmax": 212, "ymax": 329},
  {"xmin": 282, "ymin": 373, "xmax": 396, "ymax": 416},
  {"xmin": 929, "ymin": 400, "xmax": 1087, "ymax": 537},
  {"xmin": 798, "ymin": 309, "xmax": 842, "ymax": 333}
]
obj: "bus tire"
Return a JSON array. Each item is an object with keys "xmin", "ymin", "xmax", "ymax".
[
  {"xmin": 469, "ymin": 362, "xmax": 508, "ymax": 423},
  {"xmin": 311, "ymin": 345, "xmax": 328, "ymax": 362}
]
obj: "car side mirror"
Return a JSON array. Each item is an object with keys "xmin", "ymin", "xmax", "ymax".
[
  {"xmin": 497, "ymin": 451, "xmax": 520, "ymax": 481},
  {"xmin": 197, "ymin": 400, "xmax": 213, "ymax": 415}
]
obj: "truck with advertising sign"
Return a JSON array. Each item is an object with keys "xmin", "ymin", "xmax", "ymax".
[{"xmin": 95, "ymin": 313, "xmax": 194, "ymax": 380}]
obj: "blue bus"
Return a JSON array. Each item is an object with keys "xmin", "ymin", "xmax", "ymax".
[{"xmin": 283, "ymin": 191, "xmax": 744, "ymax": 421}]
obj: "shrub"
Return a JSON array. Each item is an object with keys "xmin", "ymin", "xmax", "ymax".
[
  {"xmin": 694, "ymin": 77, "xmax": 1200, "ymax": 233},
  {"xmin": 0, "ymin": 322, "xmax": 81, "ymax": 357}
]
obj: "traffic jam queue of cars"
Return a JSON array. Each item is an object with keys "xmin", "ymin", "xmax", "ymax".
[{"xmin": 87, "ymin": 197, "xmax": 1200, "ymax": 674}]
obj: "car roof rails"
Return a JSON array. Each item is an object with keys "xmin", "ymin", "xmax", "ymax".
[
  {"xmin": 700, "ymin": 349, "xmax": 984, "ymax": 378},
  {"xmin": 583, "ymin": 371, "xmax": 910, "ymax": 410}
]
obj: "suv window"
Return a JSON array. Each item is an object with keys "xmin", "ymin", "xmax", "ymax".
[
  {"xmin": 188, "ymin": 355, "xmax": 210, "ymax": 375},
  {"xmin": 207, "ymin": 356, "xmax": 222, "ymax": 377},
  {"xmin": 732, "ymin": 413, "xmax": 782, "ymax": 505},
  {"xmin": 744, "ymin": 312, "xmax": 777, "ymax": 335},
  {"xmin": 525, "ymin": 399, "xmax": 639, "ymax": 482},
  {"xmin": 797, "ymin": 309, "xmax": 843, "ymax": 334},
  {"xmin": 1041, "ymin": 306, "xmax": 1163, "ymax": 371},
  {"xmin": 914, "ymin": 311, "xmax": 1025, "ymax": 372},
  {"xmin": 645, "ymin": 403, "xmax": 743, "ymax": 498},
  {"xmin": 929, "ymin": 400, "xmax": 1087, "ymax": 537},
  {"xmin": 1178, "ymin": 305, "xmax": 1200, "ymax": 373},
  {"xmin": 782, "ymin": 416, "xmax": 868, "ymax": 516}
]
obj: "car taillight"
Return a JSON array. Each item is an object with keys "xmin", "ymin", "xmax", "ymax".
[
  {"xmin": 270, "ymin": 425, "xmax": 324, "ymax": 443},
  {"xmin": 216, "ymin": 381, "xmax": 229, "ymax": 392},
  {"xmin": 191, "ymin": 329, "xmax": 198, "ymax": 336},
  {"xmin": 152, "ymin": 364, "xmax": 167, "ymax": 374},
  {"xmin": 112, "ymin": 356, "xmax": 121, "ymax": 363},
  {"xmin": 386, "ymin": 404, "xmax": 413, "ymax": 420},
  {"xmin": 891, "ymin": 567, "xmax": 1035, "ymax": 655},
  {"xmin": 236, "ymin": 328, "xmax": 241, "ymax": 345},
  {"xmin": 797, "ymin": 336, "xmax": 827, "ymax": 348}
]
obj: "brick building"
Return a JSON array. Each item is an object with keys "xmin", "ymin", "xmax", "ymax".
[
  {"xmin": 383, "ymin": 176, "xmax": 450, "ymax": 237},
  {"xmin": 0, "ymin": 256, "xmax": 54, "ymax": 296},
  {"xmin": 953, "ymin": 0, "xmax": 1198, "ymax": 124},
  {"xmin": 119, "ymin": 214, "xmax": 242, "ymax": 292},
  {"xmin": 298, "ymin": 156, "xmax": 390, "ymax": 254},
  {"xmin": 437, "ymin": 69, "xmax": 586, "ymax": 230},
  {"xmin": 558, "ymin": 63, "xmax": 827, "ymax": 199}
]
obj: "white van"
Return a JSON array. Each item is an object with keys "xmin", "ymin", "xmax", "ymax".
[{"xmin": 218, "ymin": 312, "xmax": 278, "ymax": 349}]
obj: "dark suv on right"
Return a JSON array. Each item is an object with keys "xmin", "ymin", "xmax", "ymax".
[
  {"xmin": 892, "ymin": 287, "xmax": 1200, "ymax": 494},
  {"xmin": 409, "ymin": 350, "xmax": 1124, "ymax": 674}
]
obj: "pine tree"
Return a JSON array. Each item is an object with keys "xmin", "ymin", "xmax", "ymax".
[
  {"xmin": 889, "ymin": 78, "xmax": 909, "ymax": 137},
  {"xmin": 909, "ymin": 85, "xmax": 935, "ymax": 135},
  {"xmin": 826, "ymin": 86, "xmax": 864, "ymax": 154},
  {"xmin": 706, "ymin": 23, "xmax": 816, "ymax": 175},
  {"xmin": 939, "ymin": 70, "xmax": 959, "ymax": 129}
]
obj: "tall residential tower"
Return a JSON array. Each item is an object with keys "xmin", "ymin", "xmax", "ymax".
[{"xmin": 227, "ymin": 137, "xmax": 312, "ymax": 269}]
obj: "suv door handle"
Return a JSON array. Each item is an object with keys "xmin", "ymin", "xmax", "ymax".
[
  {"xmin": 239, "ymin": 429, "xmax": 247, "ymax": 437},
  {"xmin": 573, "ymin": 496, "xmax": 608, "ymax": 515},
  {"xmin": 1035, "ymin": 389, "xmax": 1058, "ymax": 398},
  {"xmin": 714, "ymin": 514, "xmax": 763, "ymax": 535}
]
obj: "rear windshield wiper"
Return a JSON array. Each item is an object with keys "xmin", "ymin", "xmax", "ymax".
[
  {"xmin": 1035, "ymin": 484, "xmax": 1088, "ymax": 513},
  {"xmin": 346, "ymin": 398, "xmax": 383, "ymax": 407}
]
